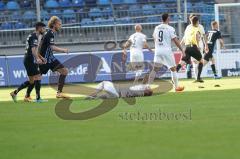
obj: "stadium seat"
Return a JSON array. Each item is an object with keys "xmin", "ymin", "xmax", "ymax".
[
  {"xmin": 11, "ymin": 11, "xmax": 21, "ymax": 21},
  {"xmin": 89, "ymin": 7, "xmax": 102, "ymax": 18},
  {"xmin": 0, "ymin": 1, "xmax": 5, "ymax": 10},
  {"xmin": 147, "ymin": 16, "xmax": 159, "ymax": 23},
  {"xmin": 94, "ymin": 17, "xmax": 104, "ymax": 25},
  {"xmin": 45, "ymin": 0, "xmax": 59, "ymax": 8},
  {"xmin": 81, "ymin": 18, "xmax": 93, "ymax": 26},
  {"xmin": 154, "ymin": 4, "xmax": 167, "ymax": 14},
  {"xmin": 41, "ymin": 10, "xmax": 50, "ymax": 20},
  {"xmin": 72, "ymin": 0, "xmax": 84, "ymax": 7},
  {"xmin": 50, "ymin": 9, "xmax": 61, "ymax": 17},
  {"xmin": 59, "ymin": 0, "xmax": 71, "ymax": 7},
  {"xmin": 116, "ymin": 17, "xmax": 132, "ymax": 24},
  {"xmin": 63, "ymin": 9, "xmax": 76, "ymax": 19},
  {"xmin": 98, "ymin": 0, "xmax": 110, "ymax": 5},
  {"xmin": 103, "ymin": 17, "xmax": 114, "ymax": 25},
  {"xmin": 23, "ymin": 11, "xmax": 36, "ymax": 20},
  {"xmin": 6, "ymin": 1, "xmax": 20, "ymax": 10},
  {"xmin": 21, "ymin": 0, "xmax": 31, "ymax": 8},
  {"xmin": 102, "ymin": 7, "xmax": 112, "ymax": 17},
  {"xmin": 142, "ymin": 4, "xmax": 155, "ymax": 15},
  {"xmin": 1, "ymin": 22, "xmax": 13, "ymax": 30},
  {"xmin": 112, "ymin": 0, "xmax": 123, "ymax": 5},
  {"xmin": 123, "ymin": 0, "xmax": 136, "ymax": 4},
  {"xmin": 129, "ymin": 5, "xmax": 142, "ymax": 16},
  {"xmin": 85, "ymin": 0, "xmax": 97, "ymax": 7},
  {"xmin": 15, "ymin": 22, "xmax": 26, "ymax": 29}
]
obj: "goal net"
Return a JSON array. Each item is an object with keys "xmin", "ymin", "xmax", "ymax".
[{"xmin": 214, "ymin": 3, "xmax": 240, "ymax": 77}]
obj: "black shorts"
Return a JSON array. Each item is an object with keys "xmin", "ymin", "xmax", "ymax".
[
  {"xmin": 182, "ymin": 45, "xmax": 202, "ymax": 64},
  {"xmin": 39, "ymin": 59, "xmax": 65, "ymax": 74},
  {"xmin": 24, "ymin": 59, "xmax": 40, "ymax": 77},
  {"xmin": 204, "ymin": 48, "xmax": 214, "ymax": 62}
]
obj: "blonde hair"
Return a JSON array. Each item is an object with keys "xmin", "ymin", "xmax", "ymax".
[
  {"xmin": 211, "ymin": 21, "xmax": 218, "ymax": 27},
  {"xmin": 48, "ymin": 16, "xmax": 61, "ymax": 29}
]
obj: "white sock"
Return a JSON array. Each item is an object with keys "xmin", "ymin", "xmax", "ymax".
[
  {"xmin": 148, "ymin": 70, "xmax": 156, "ymax": 85},
  {"xmin": 134, "ymin": 70, "xmax": 143, "ymax": 84},
  {"xmin": 193, "ymin": 63, "xmax": 198, "ymax": 80},
  {"xmin": 171, "ymin": 71, "xmax": 178, "ymax": 89}
]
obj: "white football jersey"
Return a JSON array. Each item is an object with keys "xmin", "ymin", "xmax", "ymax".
[
  {"xmin": 128, "ymin": 32, "xmax": 147, "ymax": 53},
  {"xmin": 153, "ymin": 24, "xmax": 177, "ymax": 51}
]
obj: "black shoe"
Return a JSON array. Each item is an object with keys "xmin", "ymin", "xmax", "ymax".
[{"xmin": 194, "ymin": 79, "xmax": 204, "ymax": 83}]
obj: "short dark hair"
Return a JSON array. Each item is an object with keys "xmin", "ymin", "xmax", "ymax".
[
  {"xmin": 192, "ymin": 16, "xmax": 199, "ymax": 26},
  {"xmin": 35, "ymin": 22, "xmax": 46, "ymax": 30},
  {"xmin": 162, "ymin": 13, "xmax": 169, "ymax": 22}
]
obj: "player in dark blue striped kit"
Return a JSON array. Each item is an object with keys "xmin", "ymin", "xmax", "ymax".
[
  {"xmin": 204, "ymin": 21, "xmax": 224, "ymax": 79},
  {"xmin": 38, "ymin": 16, "xmax": 70, "ymax": 99},
  {"xmin": 10, "ymin": 22, "xmax": 46, "ymax": 102}
]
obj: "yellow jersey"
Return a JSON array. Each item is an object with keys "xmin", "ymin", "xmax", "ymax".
[{"xmin": 183, "ymin": 25, "xmax": 201, "ymax": 47}]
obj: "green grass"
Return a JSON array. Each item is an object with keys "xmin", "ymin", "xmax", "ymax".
[{"xmin": 0, "ymin": 88, "xmax": 240, "ymax": 159}]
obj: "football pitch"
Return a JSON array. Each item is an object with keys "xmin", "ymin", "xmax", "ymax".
[{"xmin": 0, "ymin": 77, "xmax": 240, "ymax": 159}]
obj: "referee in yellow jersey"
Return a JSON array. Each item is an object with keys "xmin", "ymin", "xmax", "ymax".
[{"xmin": 177, "ymin": 16, "xmax": 204, "ymax": 83}]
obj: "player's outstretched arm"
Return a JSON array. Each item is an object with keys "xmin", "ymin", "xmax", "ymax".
[
  {"xmin": 144, "ymin": 42, "xmax": 154, "ymax": 53},
  {"xmin": 203, "ymin": 34, "xmax": 209, "ymax": 53},
  {"xmin": 173, "ymin": 38, "xmax": 185, "ymax": 57},
  {"xmin": 31, "ymin": 47, "xmax": 42, "ymax": 64},
  {"xmin": 219, "ymin": 38, "xmax": 225, "ymax": 49},
  {"xmin": 122, "ymin": 40, "xmax": 131, "ymax": 63},
  {"xmin": 51, "ymin": 45, "xmax": 69, "ymax": 54}
]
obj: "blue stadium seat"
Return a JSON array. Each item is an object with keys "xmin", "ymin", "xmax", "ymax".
[
  {"xmin": 0, "ymin": 1, "xmax": 5, "ymax": 10},
  {"xmin": 15, "ymin": 22, "xmax": 26, "ymax": 29},
  {"xmin": 103, "ymin": 17, "xmax": 114, "ymax": 25},
  {"xmin": 11, "ymin": 11, "xmax": 21, "ymax": 21},
  {"xmin": 112, "ymin": 0, "xmax": 123, "ymax": 5},
  {"xmin": 142, "ymin": 4, "xmax": 155, "ymax": 15},
  {"xmin": 59, "ymin": 0, "xmax": 71, "ymax": 7},
  {"xmin": 116, "ymin": 17, "xmax": 132, "ymax": 24},
  {"xmin": 1, "ymin": 22, "xmax": 13, "ymax": 30},
  {"xmin": 154, "ymin": 4, "xmax": 167, "ymax": 14},
  {"xmin": 45, "ymin": 0, "xmax": 59, "ymax": 8},
  {"xmin": 98, "ymin": 0, "xmax": 110, "ymax": 5},
  {"xmin": 102, "ymin": 7, "xmax": 112, "ymax": 17},
  {"xmin": 89, "ymin": 7, "xmax": 102, "ymax": 18},
  {"xmin": 72, "ymin": 0, "xmax": 84, "ymax": 7},
  {"xmin": 23, "ymin": 11, "xmax": 36, "ymax": 20},
  {"xmin": 21, "ymin": 0, "xmax": 31, "ymax": 8},
  {"xmin": 41, "ymin": 10, "xmax": 49, "ymax": 20},
  {"xmin": 81, "ymin": 18, "xmax": 93, "ymax": 26},
  {"xmin": 94, "ymin": 17, "xmax": 104, "ymax": 25},
  {"xmin": 50, "ymin": 9, "xmax": 61, "ymax": 17},
  {"xmin": 6, "ymin": 1, "xmax": 20, "ymax": 10},
  {"xmin": 129, "ymin": 5, "xmax": 141, "ymax": 16},
  {"xmin": 123, "ymin": 0, "xmax": 136, "ymax": 4},
  {"xmin": 63, "ymin": 9, "xmax": 76, "ymax": 19},
  {"xmin": 147, "ymin": 16, "xmax": 159, "ymax": 23}
]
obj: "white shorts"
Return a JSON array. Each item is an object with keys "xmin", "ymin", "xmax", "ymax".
[
  {"xmin": 96, "ymin": 81, "xmax": 119, "ymax": 97},
  {"xmin": 154, "ymin": 49, "xmax": 175, "ymax": 69},
  {"xmin": 130, "ymin": 50, "xmax": 144, "ymax": 63}
]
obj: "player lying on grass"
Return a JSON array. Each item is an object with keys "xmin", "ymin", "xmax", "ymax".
[
  {"xmin": 203, "ymin": 21, "xmax": 224, "ymax": 79},
  {"xmin": 10, "ymin": 22, "xmax": 47, "ymax": 103},
  {"xmin": 85, "ymin": 81, "xmax": 153, "ymax": 99}
]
